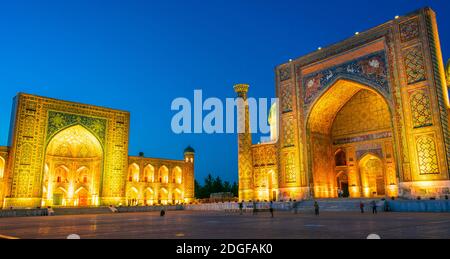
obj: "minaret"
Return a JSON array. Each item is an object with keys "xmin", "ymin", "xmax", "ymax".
[
  {"xmin": 234, "ymin": 84, "xmax": 254, "ymax": 201},
  {"xmin": 183, "ymin": 146, "xmax": 195, "ymax": 203},
  {"xmin": 446, "ymin": 59, "xmax": 450, "ymax": 87}
]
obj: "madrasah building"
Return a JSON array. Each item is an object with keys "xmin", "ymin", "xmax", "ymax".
[
  {"xmin": 0, "ymin": 93, "xmax": 195, "ymax": 209},
  {"xmin": 236, "ymin": 8, "xmax": 450, "ymax": 201}
]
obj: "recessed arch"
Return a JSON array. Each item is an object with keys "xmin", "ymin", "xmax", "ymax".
[
  {"xmin": 128, "ymin": 163, "xmax": 140, "ymax": 182},
  {"xmin": 359, "ymin": 153, "xmax": 386, "ymax": 197},
  {"xmin": 306, "ymin": 79, "xmax": 394, "ymax": 198},
  {"xmin": 0, "ymin": 156, "xmax": 5, "ymax": 178},
  {"xmin": 144, "ymin": 164, "xmax": 155, "ymax": 183},
  {"xmin": 159, "ymin": 166, "xmax": 169, "ymax": 183},
  {"xmin": 42, "ymin": 124, "xmax": 103, "ymax": 207},
  {"xmin": 306, "ymin": 79, "xmax": 393, "ymax": 135},
  {"xmin": 172, "ymin": 166, "xmax": 182, "ymax": 184}
]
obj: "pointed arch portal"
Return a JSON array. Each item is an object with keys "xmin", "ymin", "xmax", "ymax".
[
  {"xmin": 306, "ymin": 79, "xmax": 395, "ymax": 198},
  {"xmin": 42, "ymin": 125, "xmax": 103, "ymax": 207}
]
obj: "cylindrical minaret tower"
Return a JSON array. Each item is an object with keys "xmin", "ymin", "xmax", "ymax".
[
  {"xmin": 183, "ymin": 146, "xmax": 195, "ymax": 203},
  {"xmin": 234, "ymin": 84, "xmax": 254, "ymax": 201}
]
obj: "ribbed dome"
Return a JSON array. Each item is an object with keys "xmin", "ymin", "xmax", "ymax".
[{"xmin": 184, "ymin": 146, "xmax": 195, "ymax": 153}]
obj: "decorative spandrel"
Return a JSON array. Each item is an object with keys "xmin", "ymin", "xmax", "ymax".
[
  {"xmin": 47, "ymin": 111, "xmax": 107, "ymax": 144},
  {"xmin": 302, "ymin": 51, "xmax": 389, "ymax": 105}
]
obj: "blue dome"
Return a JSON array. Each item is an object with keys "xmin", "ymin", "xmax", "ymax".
[{"xmin": 184, "ymin": 146, "xmax": 195, "ymax": 153}]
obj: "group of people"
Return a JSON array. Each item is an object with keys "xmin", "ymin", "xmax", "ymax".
[
  {"xmin": 237, "ymin": 200, "xmax": 385, "ymax": 216},
  {"xmin": 238, "ymin": 201, "xmax": 275, "ymax": 217}
]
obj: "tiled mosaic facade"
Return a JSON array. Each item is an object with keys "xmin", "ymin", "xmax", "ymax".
[
  {"xmin": 0, "ymin": 94, "xmax": 195, "ymax": 208},
  {"xmin": 238, "ymin": 8, "xmax": 450, "ymax": 201},
  {"xmin": 410, "ymin": 90, "xmax": 433, "ymax": 128},
  {"xmin": 403, "ymin": 45, "xmax": 427, "ymax": 85},
  {"xmin": 416, "ymin": 135, "xmax": 440, "ymax": 175}
]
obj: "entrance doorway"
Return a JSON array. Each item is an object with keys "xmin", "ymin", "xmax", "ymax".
[
  {"xmin": 359, "ymin": 154, "xmax": 386, "ymax": 197},
  {"xmin": 336, "ymin": 172, "xmax": 350, "ymax": 198}
]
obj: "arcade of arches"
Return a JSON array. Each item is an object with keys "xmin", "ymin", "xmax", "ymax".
[{"xmin": 126, "ymin": 163, "xmax": 185, "ymax": 205}]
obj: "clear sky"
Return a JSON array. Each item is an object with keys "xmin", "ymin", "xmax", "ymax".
[{"xmin": 0, "ymin": 0, "xmax": 449, "ymax": 183}]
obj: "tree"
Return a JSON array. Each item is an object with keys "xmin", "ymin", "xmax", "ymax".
[
  {"xmin": 194, "ymin": 174, "xmax": 238, "ymax": 199},
  {"xmin": 231, "ymin": 182, "xmax": 238, "ymax": 197}
]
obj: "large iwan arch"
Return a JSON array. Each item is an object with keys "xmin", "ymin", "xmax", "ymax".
[
  {"xmin": 305, "ymin": 79, "xmax": 397, "ymax": 198},
  {"xmin": 42, "ymin": 125, "xmax": 103, "ymax": 206}
]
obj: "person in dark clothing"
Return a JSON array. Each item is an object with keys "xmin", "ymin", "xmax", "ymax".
[
  {"xmin": 239, "ymin": 201, "xmax": 244, "ymax": 215},
  {"xmin": 314, "ymin": 201, "xmax": 319, "ymax": 216},
  {"xmin": 371, "ymin": 200, "xmax": 377, "ymax": 214},
  {"xmin": 359, "ymin": 201, "xmax": 365, "ymax": 214},
  {"xmin": 252, "ymin": 201, "xmax": 257, "ymax": 215}
]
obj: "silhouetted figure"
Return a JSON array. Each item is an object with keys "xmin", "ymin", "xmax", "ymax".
[
  {"xmin": 160, "ymin": 209, "xmax": 166, "ymax": 217},
  {"xmin": 252, "ymin": 201, "xmax": 257, "ymax": 215},
  {"xmin": 269, "ymin": 201, "xmax": 274, "ymax": 218},
  {"xmin": 314, "ymin": 201, "xmax": 319, "ymax": 216},
  {"xmin": 360, "ymin": 201, "xmax": 365, "ymax": 213},
  {"xmin": 371, "ymin": 200, "xmax": 377, "ymax": 214},
  {"xmin": 293, "ymin": 201, "xmax": 298, "ymax": 214},
  {"xmin": 239, "ymin": 201, "xmax": 244, "ymax": 215}
]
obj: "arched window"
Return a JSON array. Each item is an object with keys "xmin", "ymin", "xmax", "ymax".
[
  {"xmin": 172, "ymin": 167, "xmax": 182, "ymax": 184},
  {"xmin": 144, "ymin": 164, "xmax": 155, "ymax": 183},
  {"xmin": 128, "ymin": 163, "xmax": 140, "ymax": 182},
  {"xmin": 0, "ymin": 156, "xmax": 4, "ymax": 178},
  {"xmin": 55, "ymin": 166, "xmax": 69, "ymax": 183},
  {"xmin": 159, "ymin": 166, "xmax": 169, "ymax": 184},
  {"xmin": 335, "ymin": 150, "xmax": 347, "ymax": 166}
]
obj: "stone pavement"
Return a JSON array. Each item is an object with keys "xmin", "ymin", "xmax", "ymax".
[{"xmin": 0, "ymin": 210, "xmax": 448, "ymax": 239}]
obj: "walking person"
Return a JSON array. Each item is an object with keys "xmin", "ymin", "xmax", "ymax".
[
  {"xmin": 239, "ymin": 201, "xmax": 244, "ymax": 215},
  {"xmin": 359, "ymin": 201, "xmax": 365, "ymax": 214},
  {"xmin": 293, "ymin": 201, "xmax": 298, "ymax": 214},
  {"xmin": 314, "ymin": 201, "xmax": 320, "ymax": 216},
  {"xmin": 371, "ymin": 200, "xmax": 377, "ymax": 214},
  {"xmin": 252, "ymin": 201, "xmax": 257, "ymax": 215},
  {"xmin": 269, "ymin": 201, "xmax": 274, "ymax": 218}
]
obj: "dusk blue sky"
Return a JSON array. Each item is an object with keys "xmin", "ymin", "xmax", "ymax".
[{"xmin": 0, "ymin": 0, "xmax": 449, "ymax": 183}]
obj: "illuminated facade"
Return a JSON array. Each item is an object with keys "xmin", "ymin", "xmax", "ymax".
[
  {"xmin": 0, "ymin": 94, "xmax": 194, "ymax": 209},
  {"xmin": 237, "ymin": 8, "xmax": 450, "ymax": 201}
]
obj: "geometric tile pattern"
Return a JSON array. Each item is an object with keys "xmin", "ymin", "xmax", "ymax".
[
  {"xmin": 331, "ymin": 89, "xmax": 391, "ymax": 138},
  {"xmin": 416, "ymin": 135, "xmax": 440, "ymax": 175},
  {"xmin": 283, "ymin": 117, "xmax": 295, "ymax": 147},
  {"xmin": 410, "ymin": 90, "xmax": 433, "ymax": 128},
  {"xmin": 403, "ymin": 45, "xmax": 427, "ymax": 85},
  {"xmin": 284, "ymin": 152, "xmax": 296, "ymax": 183},
  {"xmin": 280, "ymin": 84, "xmax": 293, "ymax": 112},
  {"xmin": 399, "ymin": 18, "xmax": 420, "ymax": 43},
  {"xmin": 279, "ymin": 66, "xmax": 291, "ymax": 82}
]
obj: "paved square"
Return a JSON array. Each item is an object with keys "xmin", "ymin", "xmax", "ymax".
[{"xmin": 0, "ymin": 210, "xmax": 449, "ymax": 239}]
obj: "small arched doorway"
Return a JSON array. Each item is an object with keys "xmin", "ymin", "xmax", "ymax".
[
  {"xmin": 159, "ymin": 188, "xmax": 168, "ymax": 205},
  {"xmin": 76, "ymin": 187, "xmax": 89, "ymax": 206},
  {"xmin": 359, "ymin": 154, "xmax": 386, "ymax": 197},
  {"xmin": 144, "ymin": 188, "xmax": 154, "ymax": 205},
  {"xmin": 336, "ymin": 172, "xmax": 349, "ymax": 198}
]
